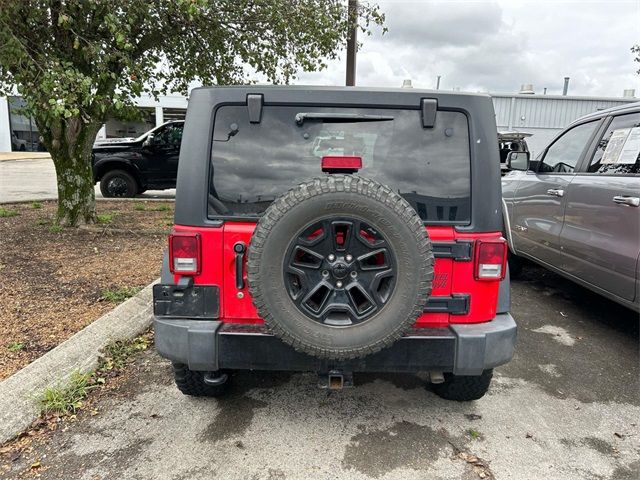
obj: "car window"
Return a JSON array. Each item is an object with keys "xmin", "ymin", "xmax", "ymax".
[
  {"xmin": 208, "ymin": 105, "xmax": 471, "ymax": 223},
  {"xmin": 537, "ymin": 121, "xmax": 599, "ymax": 174},
  {"xmin": 587, "ymin": 113, "xmax": 640, "ymax": 175},
  {"xmin": 155, "ymin": 124, "xmax": 183, "ymax": 147}
]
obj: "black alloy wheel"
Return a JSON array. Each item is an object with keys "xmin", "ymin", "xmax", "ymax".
[
  {"xmin": 100, "ymin": 169, "xmax": 138, "ymax": 198},
  {"xmin": 106, "ymin": 177, "xmax": 129, "ymax": 196},
  {"xmin": 284, "ymin": 217, "xmax": 397, "ymax": 327}
]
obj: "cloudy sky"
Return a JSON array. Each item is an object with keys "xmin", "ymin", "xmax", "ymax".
[{"xmin": 296, "ymin": 0, "xmax": 640, "ymax": 97}]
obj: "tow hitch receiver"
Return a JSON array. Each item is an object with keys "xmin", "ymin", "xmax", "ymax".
[{"xmin": 318, "ymin": 370, "xmax": 354, "ymax": 390}]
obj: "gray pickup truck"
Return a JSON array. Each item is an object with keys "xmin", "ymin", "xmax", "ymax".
[{"xmin": 502, "ymin": 102, "xmax": 640, "ymax": 312}]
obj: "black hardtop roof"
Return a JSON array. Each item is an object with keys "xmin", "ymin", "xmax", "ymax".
[
  {"xmin": 187, "ymin": 85, "xmax": 496, "ymax": 114},
  {"xmin": 191, "ymin": 84, "xmax": 492, "ymax": 99},
  {"xmin": 175, "ymin": 85, "xmax": 503, "ymax": 233}
]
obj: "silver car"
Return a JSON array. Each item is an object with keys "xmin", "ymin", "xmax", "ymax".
[{"xmin": 502, "ymin": 102, "xmax": 640, "ymax": 312}]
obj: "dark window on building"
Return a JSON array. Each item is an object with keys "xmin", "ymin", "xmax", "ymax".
[
  {"xmin": 8, "ymin": 97, "xmax": 42, "ymax": 152},
  {"xmin": 209, "ymin": 105, "xmax": 471, "ymax": 224}
]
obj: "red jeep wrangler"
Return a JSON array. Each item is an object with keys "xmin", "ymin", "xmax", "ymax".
[{"xmin": 154, "ymin": 86, "xmax": 516, "ymax": 401}]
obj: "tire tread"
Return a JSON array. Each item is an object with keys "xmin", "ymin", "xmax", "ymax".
[
  {"xmin": 247, "ymin": 175, "xmax": 434, "ymax": 360},
  {"xmin": 172, "ymin": 363, "xmax": 229, "ymax": 397},
  {"xmin": 433, "ymin": 370, "xmax": 493, "ymax": 401}
]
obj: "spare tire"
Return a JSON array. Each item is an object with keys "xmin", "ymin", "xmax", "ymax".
[{"xmin": 247, "ymin": 175, "xmax": 434, "ymax": 360}]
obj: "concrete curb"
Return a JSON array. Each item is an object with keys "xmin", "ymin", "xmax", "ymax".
[
  {"xmin": 0, "ymin": 280, "xmax": 157, "ymax": 445},
  {"xmin": 0, "ymin": 197, "xmax": 175, "ymax": 205},
  {"xmin": 0, "ymin": 153, "xmax": 51, "ymax": 162}
]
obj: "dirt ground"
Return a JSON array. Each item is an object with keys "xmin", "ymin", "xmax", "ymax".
[{"xmin": 0, "ymin": 200, "xmax": 173, "ymax": 380}]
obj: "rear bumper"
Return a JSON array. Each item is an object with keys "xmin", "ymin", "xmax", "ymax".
[{"xmin": 154, "ymin": 314, "xmax": 516, "ymax": 376}]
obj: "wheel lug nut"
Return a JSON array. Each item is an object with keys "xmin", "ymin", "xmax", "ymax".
[
  {"xmin": 336, "ymin": 281, "xmax": 343, "ymax": 288},
  {"xmin": 328, "ymin": 254, "xmax": 336, "ymax": 261},
  {"xmin": 350, "ymin": 271, "xmax": 357, "ymax": 278},
  {"xmin": 346, "ymin": 254, "xmax": 353, "ymax": 262},
  {"xmin": 322, "ymin": 270, "xmax": 329, "ymax": 277}
]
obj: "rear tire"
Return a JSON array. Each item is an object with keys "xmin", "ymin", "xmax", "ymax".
[
  {"xmin": 432, "ymin": 369, "xmax": 493, "ymax": 401},
  {"xmin": 508, "ymin": 252, "xmax": 523, "ymax": 279},
  {"xmin": 172, "ymin": 363, "xmax": 230, "ymax": 397},
  {"xmin": 100, "ymin": 169, "xmax": 138, "ymax": 198}
]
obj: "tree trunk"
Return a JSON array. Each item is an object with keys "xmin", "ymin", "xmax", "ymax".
[
  {"xmin": 50, "ymin": 146, "xmax": 98, "ymax": 226},
  {"xmin": 39, "ymin": 117, "xmax": 103, "ymax": 226}
]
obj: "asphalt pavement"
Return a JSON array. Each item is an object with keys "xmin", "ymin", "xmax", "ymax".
[
  {"xmin": 1, "ymin": 264, "xmax": 638, "ymax": 480},
  {"xmin": 0, "ymin": 156, "xmax": 175, "ymax": 202}
]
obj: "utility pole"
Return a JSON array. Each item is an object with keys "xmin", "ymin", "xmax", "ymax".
[
  {"xmin": 346, "ymin": 0, "xmax": 358, "ymax": 86},
  {"xmin": 436, "ymin": 75, "xmax": 441, "ymax": 90}
]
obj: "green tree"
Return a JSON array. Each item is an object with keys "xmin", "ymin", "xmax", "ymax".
[
  {"xmin": 0, "ymin": 0, "xmax": 384, "ymax": 226},
  {"xmin": 633, "ymin": 45, "xmax": 640, "ymax": 74}
]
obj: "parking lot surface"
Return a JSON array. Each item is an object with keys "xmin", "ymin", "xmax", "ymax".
[
  {"xmin": 0, "ymin": 157, "xmax": 174, "ymax": 202},
  {"xmin": 1, "ymin": 273, "xmax": 639, "ymax": 480}
]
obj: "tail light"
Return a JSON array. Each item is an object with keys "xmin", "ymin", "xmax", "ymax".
[
  {"xmin": 474, "ymin": 239, "xmax": 507, "ymax": 280},
  {"xmin": 169, "ymin": 233, "xmax": 201, "ymax": 275}
]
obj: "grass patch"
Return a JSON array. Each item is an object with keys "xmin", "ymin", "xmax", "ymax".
[
  {"xmin": 151, "ymin": 204, "xmax": 172, "ymax": 212},
  {"xmin": 49, "ymin": 224, "xmax": 63, "ymax": 233},
  {"xmin": 468, "ymin": 428, "xmax": 483, "ymax": 440},
  {"xmin": 99, "ymin": 336, "xmax": 150, "ymax": 372},
  {"xmin": 7, "ymin": 341, "xmax": 24, "ymax": 352},
  {"xmin": 36, "ymin": 218, "xmax": 50, "ymax": 226},
  {"xmin": 100, "ymin": 286, "xmax": 142, "ymax": 302},
  {"xmin": 30, "ymin": 202, "xmax": 43, "ymax": 209},
  {"xmin": 96, "ymin": 213, "xmax": 114, "ymax": 224},
  {"xmin": 36, "ymin": 334, "xmax": 150, "ymax": 418},
  {"xmin": 38, "ymin": 371, "xmax": 95, "ymax": 415},
  {"xmin": 0, "ymin": 207, "xmax": 19, "ymax": 218},
  {"xmin": 133, "ymin": 203, "xmax": 147, "ymax": 211}
]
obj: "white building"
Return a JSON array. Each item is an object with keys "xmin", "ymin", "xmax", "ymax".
[
  {"xmin": 0, "ymin": 94, "xmax": 188, "ymax": 153},
  {"xmin": 0, "ymin": 89, "xmax": 636, "ymax": 154}
]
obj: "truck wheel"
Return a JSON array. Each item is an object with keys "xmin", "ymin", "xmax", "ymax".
[
  {"xmin": 100, "ymin": 169, "xmax": 138, "ymax": 198},
  {"xmin": 247, "ymin": 175, "xmax": 434, "ymax": 360},
  {"xmin": 172, "ymin": 363, "xmax": 230, "ymax": 397},
  {"xmin": 508, "ymin": 252, "xmax": 523, "ymax": 279},
  {"xmin": 432, "ymin": 369, "xmax": 493, "ymax": 401}
]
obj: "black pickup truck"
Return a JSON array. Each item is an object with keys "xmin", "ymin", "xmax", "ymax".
[{"xmin": 92, "ymin": 120, "xmax": 184, "ymax": 197}]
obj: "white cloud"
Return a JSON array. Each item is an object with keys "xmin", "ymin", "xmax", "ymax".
[{"xmin": 296, "ymin": 0, "xmax": 640, "ymax": 97}]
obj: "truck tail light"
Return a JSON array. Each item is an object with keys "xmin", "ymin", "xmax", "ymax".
[
  {"xmin": 169, "ymin": 233, "xmax": 201, "ymax": 275},
  {"xmin": 474, "ymin": 239, "xmax": 507, "ymax": 281}
]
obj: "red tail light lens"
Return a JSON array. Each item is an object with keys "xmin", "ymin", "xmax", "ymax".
[
  {"xmin": 169, "ymin": 233, "xmax": 201, "ymax": 275},
  {"xmin": 474, "ymin": 239, "xmax": 507, "ymax": 281}
]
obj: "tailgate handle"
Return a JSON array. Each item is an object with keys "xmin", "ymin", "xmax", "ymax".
[
  {"xmin": 546, "ymin": 188, "xmax": 564, "ymax": 197},
  {"xmin": 233, "ymin": 242, "xmax": 246, "ymax": 289},
  {"xmin": 613, "ymin": 196, "xmax": 640, "ymax": 207}
]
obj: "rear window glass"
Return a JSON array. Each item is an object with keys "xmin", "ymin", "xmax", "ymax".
[{"xmin": 208, "ymin": 105, "xmax": 471, "ymax": 223}]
